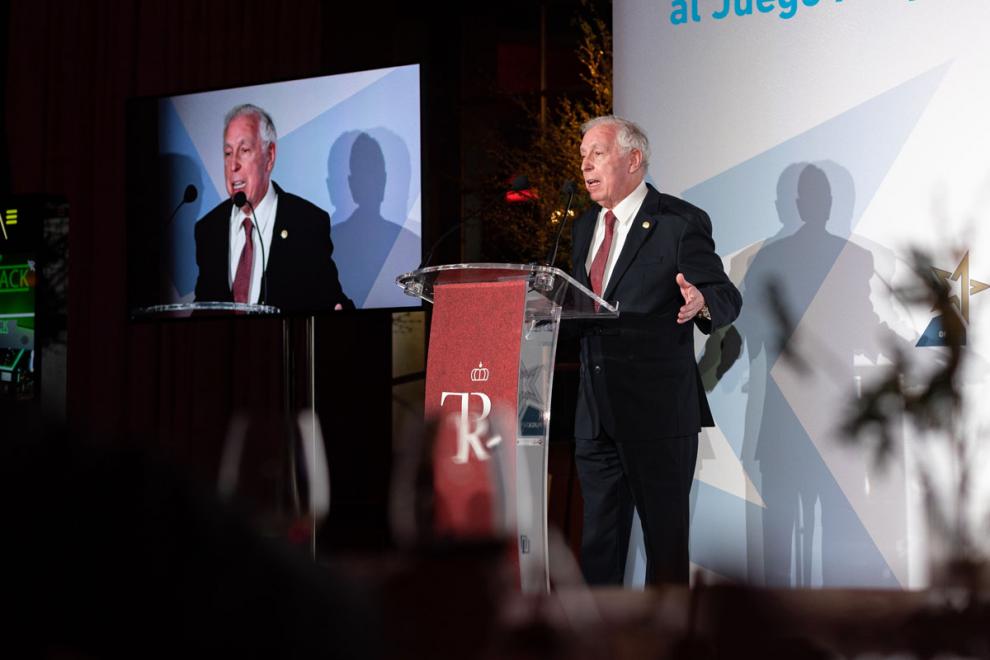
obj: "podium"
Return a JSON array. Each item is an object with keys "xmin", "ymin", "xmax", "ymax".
[{"xmin": 397, "ymin": 263, "xmax": 618, "ymax": 592}]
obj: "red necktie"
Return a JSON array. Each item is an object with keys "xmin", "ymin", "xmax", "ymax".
[
  {"xmin": 589, "ymin": 210, "xmax": 616, "ymax": 308},
  {"xmin": 232, "ymin": 216, "xmax": 254, "ymax": 304}
]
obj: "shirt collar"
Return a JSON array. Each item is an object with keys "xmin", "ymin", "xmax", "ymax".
[{"xmin": 605, "ymin": 179, "xmax": 648, "ymax": 227}]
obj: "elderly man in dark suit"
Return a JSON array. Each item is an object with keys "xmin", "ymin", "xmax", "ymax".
[
  {"xmin": 194, "ymin": 104, "xmax": 351, "ymax": 312},
  {"xmin": 571, "ymin": 115, "xmax": 741, "ymax": 586}
]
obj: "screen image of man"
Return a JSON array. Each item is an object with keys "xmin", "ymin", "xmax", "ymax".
[
  {"xmin": 571, "ymin": 116, "xmax": 742, "ymax": 586},
  {"xmin": 194, "ymin": 104, "xmax": 352, "ymax": 312}
]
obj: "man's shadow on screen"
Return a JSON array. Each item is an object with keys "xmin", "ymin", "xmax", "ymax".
[{"xmin": 326, "ymin": 131, "xmax": 419, "ymax": 308}]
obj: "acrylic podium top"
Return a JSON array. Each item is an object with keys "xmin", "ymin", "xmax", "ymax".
[{"xmin": 396, "ymin": 263, "xmax": 618, "ymax": 320}]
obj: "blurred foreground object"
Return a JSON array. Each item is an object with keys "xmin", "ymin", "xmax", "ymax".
[{"xmin": 3, "ymin": 411, "xmax": 377, "ymax": 660}]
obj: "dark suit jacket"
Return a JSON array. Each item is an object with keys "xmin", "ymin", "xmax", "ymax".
[
  {"xmin": 572, "ymin": 183, "xmax": 741, "ymax": 441},
  {"xmin": 194, "ymin": 182, "xmax": 352, "ymax": 312}
]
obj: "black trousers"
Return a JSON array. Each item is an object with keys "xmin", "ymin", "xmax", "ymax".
[{"xmin": 574, "ymin": 430, "xmax": 699, "ymax": 585}]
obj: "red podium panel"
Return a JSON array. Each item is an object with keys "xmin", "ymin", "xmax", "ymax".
[{"xmin": 425, "ymin": 280, "xmax": 526, "ymax": 539}]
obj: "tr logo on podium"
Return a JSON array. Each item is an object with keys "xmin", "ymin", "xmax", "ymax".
[{"xmin": 440, "ymin": 391, "xmax": 503, "ymax": 463}]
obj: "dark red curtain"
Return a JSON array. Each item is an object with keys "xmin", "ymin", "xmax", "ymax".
[{"xmin": 6, "ymin": 0, "xmax": 324, "ymax": 477}]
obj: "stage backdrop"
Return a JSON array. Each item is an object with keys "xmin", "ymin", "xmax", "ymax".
[{"xmin": 614, "ymin": 0, "xmax": 990, "ymax": 588}]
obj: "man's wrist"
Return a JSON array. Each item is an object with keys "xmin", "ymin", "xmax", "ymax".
[{"xmin": 698, "ymin": 304, "xmax": 711, "ymax": 321}]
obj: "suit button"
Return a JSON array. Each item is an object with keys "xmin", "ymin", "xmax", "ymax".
[{"xmin": 592, "ymin": 365, "xmax": 602, "ymax": 375}]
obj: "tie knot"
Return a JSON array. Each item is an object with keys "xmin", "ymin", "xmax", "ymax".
[
  {"xmin": 242, "ymin": 216, "xmax": 253, "ymax": 236},
  {"xmin": 604, "ymin": 210, "xmax": 616, "ymax": 232}
]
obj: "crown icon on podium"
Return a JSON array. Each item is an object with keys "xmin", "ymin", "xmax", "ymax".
[{"xmin": 471, "ymin": 362, "xmax": 490, "ymax": 382}]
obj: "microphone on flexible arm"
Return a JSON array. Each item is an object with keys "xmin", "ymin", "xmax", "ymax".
[
  {"xmin": 544, "ymin": 179, "xmax": 578, "ymax": 267},
  {"xmin": 166, "ymin": 184, "xmax": 198, "ymax": 225},
  {"xmin": 420, "ymin": 177, "xmax": 535, "ymax": 269},
  {"xmin": 232, "ymin": 191, "xmax": 269, "ymax": 306},
  {"xmin": 419, "ymin": 223, "xmax": 462, "ymax": 270}
]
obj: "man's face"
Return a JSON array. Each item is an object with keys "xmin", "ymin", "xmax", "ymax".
[
  {"xmin": 580, "ymin": 123, "xmax": 643, "ymax": 210},
  {"xmin": 224, "ymin": 114, "xmax": 276, "ymax": 211}
]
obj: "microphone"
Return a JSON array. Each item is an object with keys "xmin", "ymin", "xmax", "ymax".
[
  {"xmin": 420, "ymin": 176, "xmax": 535, "ymax": 270},
  {"xmin": 232, "ymin": 192, "xmax": 269, "ymax": 306},
  {"xmin": 420, "ymin": 223, "xmax": 461, "ymax": 270},
  {"xmin": 182, "ymin": 184, "xmax": 198, "ymax": 204},
  {"xmin": 545, "ymin": 180, "xmax": 578, "ymax": 267},
  {"xmin": 166, "ymin": 184, "xmax": 198, "ymax": 225}
]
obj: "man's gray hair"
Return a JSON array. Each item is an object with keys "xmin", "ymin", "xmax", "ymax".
[
  {"xmin": 582, "ymin": 115, "xmax": 650, "ymax": 170},
  {"xmin": 224, "ymin": 103, "xmax": 278, "ymax": 149}
]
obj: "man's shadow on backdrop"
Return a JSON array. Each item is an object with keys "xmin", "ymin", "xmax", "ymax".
[
  {"xmin": 701, "ymin": 162, "xmax": 908, "ymax": 587},
  {"xmin": 326, "ymin": 131, "xmax": 419, "ymax": 308}
]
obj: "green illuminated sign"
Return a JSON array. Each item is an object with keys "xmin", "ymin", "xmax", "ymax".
[
  {"xmin": 0, "ymin": 348, "xmax": 25, "ymax": 372},
  {"xmin": 0, "ymin": 208, "xmax": 15, "ymax": 241},
  {"xmin": 0, "ymin": 254, "xmax": 35, "ymax": 353},
  {"xmin": 0, "ymin": 264, "xmax": 31, "ymax": 293}
]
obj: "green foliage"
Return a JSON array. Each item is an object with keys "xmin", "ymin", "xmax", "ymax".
[{"xmin": 480, "ymin": 3, "xmax": 612, "ymax": 265}]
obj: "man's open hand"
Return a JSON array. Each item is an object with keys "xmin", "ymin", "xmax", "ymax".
[{"xmin": 676, "ymin": 273, "xmax": 705, "ymax": 324}]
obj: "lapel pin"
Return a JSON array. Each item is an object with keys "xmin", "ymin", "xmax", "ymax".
[
  {"xmin": 642, "ymin": 220, "xmax": 651, "ymax": 229},
  {"xmin": 280, "ymin": 229, "xmax": 288, "ymax": 239}
]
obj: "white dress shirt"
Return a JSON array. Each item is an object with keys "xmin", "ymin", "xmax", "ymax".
[
  {"xmin": 228, "ymin": 183, "xmax": 278, "ymax": 304},
  {"xmin": 585, "ymin": 179, "xmax": 649, "ymax": 292}
]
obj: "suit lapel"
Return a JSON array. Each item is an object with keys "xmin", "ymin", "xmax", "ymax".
[
  {"xmin": 213, "ymin": 200, "xmax": 234, "ymax": 297},
  {"xmin": 266, "ymin": 181, "xmax": 287, "ymax": 278},
  {"xmin": 602, "ymin": 185, "xmax": 662, "ymax": 301},
  {"xmin": 572, "ymin": 205, "xmax": 599, "ymax": 288}
]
